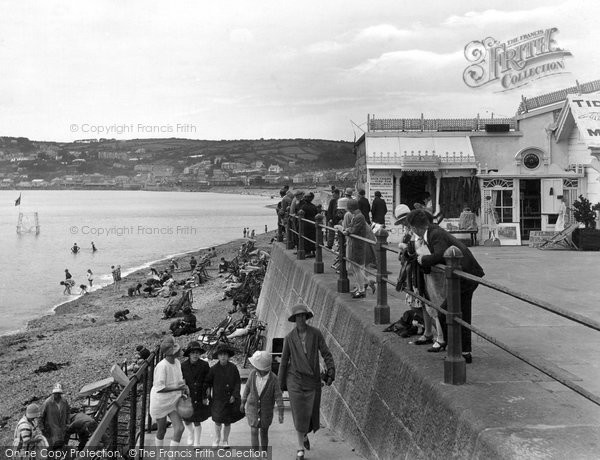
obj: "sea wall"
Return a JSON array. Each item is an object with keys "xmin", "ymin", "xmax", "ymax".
[
  {"xmin": 255, "ymin": 244, "xmax": 600, "ymax": 460},
  {"xmin": 255, "ymin": 244, "xmax": 477, "ymax": 459}
]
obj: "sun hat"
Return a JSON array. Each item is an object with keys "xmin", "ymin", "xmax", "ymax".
[
  {"xmin": 160, "ymin": 336, "xmax": 181, "ymax": 357},
  {"xmin": 288, "ymin": 303, "xmax": 314, "ymax": 322},
  {"xmin": 248, "ymin": 351, "xmax": 272, "ymax": 371},
  {"xmin": 394, "ymin": 204, "xmax": 411, "ymax": 225},
  {"xmin": 212, "ymin": 344, "xmax": 235, "ymax": 359},
  {"xmin": 183, "ymin": 341, "xmax": 205, "ymax": 357},
  {"xmin": 26, "ymin": 404, "xmax": 41, "ymax": 419},
  {"xmin": 52, "ymin": 382, "xmax": 64, "ymax": 394},
  {"xmin": 344, "ymin": 187, "xmax": 354, "ymax": 196}
]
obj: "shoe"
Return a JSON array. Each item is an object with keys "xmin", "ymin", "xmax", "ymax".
[
  {"xmin": 296, "ymin": 449, "xmax": 305, "ymax": 459},
  {"xmin": 221, "ymin": 440, "xmax": 230, "ymax": 449},
  {"xmin": 303, "ymin": 434, "xmax": 310, "ymax": 450},
  {"xmin": 427, "ymin": 341, "xmax": 447, "ymax": 353},
  {"xmin": 412, "ymin": 335, "xmax": 434, "ymax": 345},
  {"xmin": 212, "ymin": 440, "xmax": 219, "ymax": 448},
  {"xmin": 351, "ymin": 291, "xmax": 366, "ymax": 299},
  {"xmin": 463, "ymin": 352, "xmax": 473, "ymax": 364}
]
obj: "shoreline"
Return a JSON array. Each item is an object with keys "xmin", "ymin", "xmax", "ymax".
[{"xmin": 0, "ymin": 231, "xmax": 276, "ymax": 443}]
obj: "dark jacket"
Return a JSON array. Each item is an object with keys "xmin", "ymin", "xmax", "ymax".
[
  {"xmin": 371, "ymin": 196, "xmax": 388, "ymax": 224},
  {"xmin": 181, "ymin": 359, "xmax": 211, "ymax": 422},
  {"xmin": 326, "ymin": 197, "xmax": 339, "ymax": 223},
  {"xmin": 358, "ymin": 197, "xmax": 371, "ymax": 224},
  {"xmin": 420, "ymin": 225, "xmax": 484, "ymax": 282}
]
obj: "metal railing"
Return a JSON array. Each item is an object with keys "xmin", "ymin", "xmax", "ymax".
[
  {"xmin": 280, "ymin": 211, "xmax": 600, "ymax": 408},
  {"xmin": 84, "ymin": 347, "xmax": 161, "ymax": 458}
]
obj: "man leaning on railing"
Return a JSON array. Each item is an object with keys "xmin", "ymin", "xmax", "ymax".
[{"xmin": 405, "ymin": 209, "xmax": 484, "ymax": 364}]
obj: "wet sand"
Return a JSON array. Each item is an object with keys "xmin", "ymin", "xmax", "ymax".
[{"xmin": 0, "ymin": 232, "xmax": 276, "ymax": 444}]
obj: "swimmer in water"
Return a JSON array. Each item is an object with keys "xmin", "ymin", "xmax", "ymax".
[{"xmin": 71, "ymin": 243, "xmax": 80, "ymax": 254}]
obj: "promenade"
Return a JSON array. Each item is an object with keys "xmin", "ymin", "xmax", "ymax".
[{"xmin": 256, "ymin": 242, "xmax": 600, "ymax": 459}]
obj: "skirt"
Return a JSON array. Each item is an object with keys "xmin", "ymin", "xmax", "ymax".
[{"xmin": 149, "ymin": 389, "xmax": 181, "ymax": 419}]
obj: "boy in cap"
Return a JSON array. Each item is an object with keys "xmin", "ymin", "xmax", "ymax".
[
  {"xmin": 14, "ymin": 403, "xmax": 48, "ymax": 452},
  {"xmin": 40, "ymin": 382, "xmax": 70, "ymax": 450}
]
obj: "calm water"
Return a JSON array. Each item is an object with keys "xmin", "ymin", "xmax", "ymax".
[{"xmin": 0, "ymin": 190, "xmax": 276, "ymax": 335}]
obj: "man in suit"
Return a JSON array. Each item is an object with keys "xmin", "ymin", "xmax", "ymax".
[
  {"xmin": 371, "ymin": 191, "xmax": 388, "ymax": 225},
  {"xmin": 405, "ymin": 209, "xmax": 484, "ymax": 363}
]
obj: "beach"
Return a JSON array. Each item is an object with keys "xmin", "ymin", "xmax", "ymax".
[{"xmin": 0, "ymin": 231, "xmax": 276, "ymax": 445}]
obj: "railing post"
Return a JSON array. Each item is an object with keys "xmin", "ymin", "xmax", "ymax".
[
  {"xmin": 297, "ymin": 210, "xmax": 306, "ymax": 260},
  {"xmin": 314, "ymin": 214, "xmax": 324, "ymax": 273},
  {"xmin": 443, "ymin": 246, "xmax": 466, "ymax": 385},
  {"xmin": 374, "ymin": 228, "xmax": 390, "ymax": 324},
  {"xmin": 286, "ymin": 214, "xmax": 294, "ymax": 250},
  {"xmin": 128, "ymin": 377, "xmax": 138, "ymax": 454},
  {"xmin": 337, "ymin": 231, "xmax": 349, "ymax": 293}
]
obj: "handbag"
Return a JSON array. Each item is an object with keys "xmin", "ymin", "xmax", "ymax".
[{"xmin": 176, "ymin": 395, "xmax": 194, "ymax": 419}]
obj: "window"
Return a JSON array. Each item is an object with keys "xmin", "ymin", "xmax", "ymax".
[
  {"xmin": 494, "ymin": 189, "xmax": 513, "ymax": 222},
  {"xmin": 523, "ymin": 152, "xmax": 540, "ymax": 169}
]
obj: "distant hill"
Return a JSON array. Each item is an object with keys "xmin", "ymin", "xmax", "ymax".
[{"xmin": 0, "ymin": 137, "xmax": 356, "ymax": 181}]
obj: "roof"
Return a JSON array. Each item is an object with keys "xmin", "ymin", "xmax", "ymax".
[{"xmin": 365, "ymin": 135, "xmax": 476, "ymax": 170}]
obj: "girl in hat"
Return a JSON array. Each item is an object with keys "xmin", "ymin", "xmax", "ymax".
[
  {"xmin": 149, "ymin": 337, "xmax": 189, "ymax": 450},
  {"xmin": 241, "ymin": 351, "xmax": 284, "ymax": 453},
  {"xmin": 181, "ymin": 341, "xmax": 211, "ymax": 446},
  {"xmin": 205, "ymin": 344, "xmax": 242, "ymax": 448},
  {"xmin": 278, "ymin": 304, "xmax": 335, "ymax": 460}
]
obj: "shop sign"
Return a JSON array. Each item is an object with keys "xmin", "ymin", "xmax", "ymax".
[
  {"xmin": 568, "ymin": 95, "xmax": 600, "ymax": 146},
  {"xmin": 463, "ymin": 28, "xmax": 572, "ymax": 91}
]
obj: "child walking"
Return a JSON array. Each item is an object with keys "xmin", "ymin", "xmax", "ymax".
[
  {"xmin": 241, "ymin": 351, "xmax": 284, "ymax": 452},
  {"xmin": 206, "ymin": 344, "xmax": 243, "ymax": 448}
]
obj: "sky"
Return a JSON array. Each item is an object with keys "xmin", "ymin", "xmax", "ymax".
[{"xmin": 0, "ymin": 0, "xmax": 599, "ymax": 142}]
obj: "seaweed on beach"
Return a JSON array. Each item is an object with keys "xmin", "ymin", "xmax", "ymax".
[{"xmin": 33, "ymin": 361, "xmax": 71, "ymax": 373}]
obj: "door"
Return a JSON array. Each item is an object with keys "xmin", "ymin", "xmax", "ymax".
[{"xmin": 519, "ymin": 179, "xmax": 541, "ymax": 241}]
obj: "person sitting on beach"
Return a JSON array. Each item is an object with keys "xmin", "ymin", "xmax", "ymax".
[
  {"xmin": 114, "ymin": 309, "xmax": 130, "ymax": 322},
  {"xmin": 79, "ymin": 284, "xmax": 88, "ymax": 295},
  {"xmin": 218, "ymin": 258, "xmax": 229, "ymax": 274},
  {"xmin": 13, "ymin": 404, "xmax": 48, "ymax": 453},
  {"xmin": 170, "ymin": 307, "xmax": 198, "ymax": 337},
  {"xmin": 169, "ymin": 259, "xmax": 179, "ymax": 272},
  {"xmin": 209, "ymin": 247, "xmax": 217, "ymax": 258},
  {"xmin": 71, "ymin": 243, "xmax": 80, "ymax": 254},
  {"xmin": 128, "ymin": 283, "xmax": 143, "ymax": 297},
  {"xmin": 150, "ymin": 268, "xmax": 160, "ymax": 280}
]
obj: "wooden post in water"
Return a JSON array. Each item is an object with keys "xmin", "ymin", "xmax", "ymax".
[
  {"xmin": 314, "ymin": 214, "xmax": 324, "ymax": 273},
  {"xmin": 443, "ymin": 246, "xmax": 466, "ymax": 385},
  {"xmin": 337, "ymin": 231, "xmax": 349, "ymax": 293},
  {"xmin": 297, "ymin": 210, "xmax": 306, "ymax": 260},
  {"xmin": 374, "ymin": 227, "xmax": 390, "ymax": 324}
]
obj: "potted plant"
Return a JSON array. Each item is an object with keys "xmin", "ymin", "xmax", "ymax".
[{"xmin": 571, "ymin": 195, "xmax": 600, "ymax": 250}]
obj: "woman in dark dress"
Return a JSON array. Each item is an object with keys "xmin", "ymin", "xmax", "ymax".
[
  {"xmin": 180, "ymin": 341, "xmax": 211, "ymax": 447},
  {"xmin": 298, "ymin": 192, "xmax": 319, "ymax": 257},
  {"xmin": 206, "ymin": 344, "xmax": 242, "ymax": 448}
]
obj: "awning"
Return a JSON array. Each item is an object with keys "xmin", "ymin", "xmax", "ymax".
[{"xmin": 365, "ymin": 135, "xmax": 476, "ymax": 170}]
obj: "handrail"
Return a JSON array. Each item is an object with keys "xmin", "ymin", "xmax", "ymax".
[{"xmin": 282, "ymin": 211, "xmax": 600, "ymax": 407}]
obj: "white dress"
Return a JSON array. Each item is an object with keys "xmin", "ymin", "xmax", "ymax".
[{"xmin": 149, "ymin": 359, "xmax": 184, "ymax": 418}]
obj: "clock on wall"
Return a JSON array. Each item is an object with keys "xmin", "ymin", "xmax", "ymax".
[{"xmin": 523, "ymin": 152, "xmax": 540, "ymax": 169}]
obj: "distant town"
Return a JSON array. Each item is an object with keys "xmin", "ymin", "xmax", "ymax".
[{"xmin": 0, "ymin": 136, "xmax": 356, "ymax": 191}]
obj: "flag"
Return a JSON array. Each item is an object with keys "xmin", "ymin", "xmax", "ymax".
[{"xmin": 15, "ymin": 194, "xmax": 21, "ymax": 206}]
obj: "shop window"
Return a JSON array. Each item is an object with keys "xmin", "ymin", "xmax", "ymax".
[
  {"xmin": 493, "ymin": 189, "xmax": 513, "ymax": 223},
  {"xmin": 439, "ymin": 176, "xmax": 481, "ymax": 218}
]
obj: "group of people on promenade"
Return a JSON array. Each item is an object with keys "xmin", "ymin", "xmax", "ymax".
[{"xmin": 149, "ymin": 302, "xmax": 334, "ymax": 460}]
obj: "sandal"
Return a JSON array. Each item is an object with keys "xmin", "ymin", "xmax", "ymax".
[{"xmin": 427, "ymin": 341, "xmax": 447, "ymax": 353}]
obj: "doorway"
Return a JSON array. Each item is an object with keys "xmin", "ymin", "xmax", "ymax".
[
  {"xmin": 519, "ymin": 179, "xmax": 541, "ymax": 241},
  {"xmin": 400, "ymin": 171, "xmax": 435, "ymax": 209}
]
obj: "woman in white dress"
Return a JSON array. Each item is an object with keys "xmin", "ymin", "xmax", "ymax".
[{"xmin": 150, "ymin": 337, "xmax": 189, "ymax": 449}]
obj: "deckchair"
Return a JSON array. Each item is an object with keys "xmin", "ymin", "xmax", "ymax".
[{"xmin": 538, "ymin": 222, "xmax": 579, "ymax": 250}]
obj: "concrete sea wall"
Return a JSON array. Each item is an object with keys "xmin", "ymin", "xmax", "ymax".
[{"xmin": 256, "ymin": 244, "xmax": 600, "ymax": 460}]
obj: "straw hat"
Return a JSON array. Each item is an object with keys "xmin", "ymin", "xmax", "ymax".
[
  {"xmin": 212, "ymin": 344, "xmax": 235, "ymax": 359},
  {"xmin": 26, "ymin": 404, "xmax": 40, "ymax": 419},
  {"xmin": 344, "ymin": 187, "xmax": 354, "ymax": 196},
  {"xmin": 160, "ymin": 337, "xmax": 181, "ymax": 357},
  {"xmin": 52, "ymin": 382, "xmax": 64, "ymax": 394},
  {"xmin": 394, "ymin": 204, "xmax": 411, "ymax": 225},
  {"xmin": 288, "ymin": 303, "xmax": 314, "ymax": 322},
  {"xmin": 183, "ymin": 341, "xmax": 205, "ymax": 357},
  {"xmin": 248, "ymin": 351, "xmax": 272, "ymax": 371}
]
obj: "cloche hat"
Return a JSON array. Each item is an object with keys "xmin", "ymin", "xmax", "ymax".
[
  {"xmin": 26, "ymin": 404, "xmax": 41, "ymax": 418},
  {"xmin": 183, "ymin": 341, "xmax": 205, "ymax": 357},
  {"xmin": 288, "ymin": 303, "xmax": 314, "ymax": 322},
  {"xmin": 160, "ymin": 336, "xmax": 181, "ymax": 357},
  {"xmin": 248, "ymin": 350, "xmax": 272, "ymax": 372},
  {"xmin": 394, "ymin": 204, "xmax": 411, "ymax": 225}
]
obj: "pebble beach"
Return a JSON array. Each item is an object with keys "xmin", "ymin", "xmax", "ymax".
[{"xmin": 0, "ymin": 231, "xmax": 276, "ymax": 445}]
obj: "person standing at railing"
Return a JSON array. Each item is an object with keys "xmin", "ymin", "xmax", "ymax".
[
  {"xmin": 298, "ymin": 192, "xmax": 318, "ymax": 258},
  {"xmin": 342, "ymin": 199, "xmax": 375, "ymax": 298},
  {"xmin": 405, "ymin": 209, "xmax": 484, "ymax": 363},
  {"xmin": 371, "ymin": 191, "xmax": 388, "ymax": 226},
  {"xmin": 150, "ymin": 337, "xmax": 189, "ymax": 451},
  {"xmin": 325, "ymin": 188, "xmax": 340, "ymax": 250},
  {"xmin": 357, "ymin": 189, "xmax": 372, "ymax": 225},
  {"xmin": 289, "ymin": 190, "xmax": 305, "ymax": 249}
]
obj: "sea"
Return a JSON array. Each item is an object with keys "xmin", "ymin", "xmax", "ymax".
[{"xmin": 0, "ymin": 190, "xmax": 277, "ymax": 336}]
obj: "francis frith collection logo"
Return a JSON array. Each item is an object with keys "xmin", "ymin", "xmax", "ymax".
[{"xmin": 463, "ymin": 28, "xmax": 572, "ymax": 91}]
